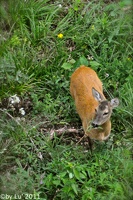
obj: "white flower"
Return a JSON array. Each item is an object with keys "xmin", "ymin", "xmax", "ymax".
[
  {"xmin": 9, "ymin": 94, "xmax": 20, "ymax": 104},
  {"xmin": 87, "ymin": 55, "xmax": 94, "ymax": 60},
  {"xmin": 58, "ymin": 4, "xmax": 62, "ymax": 8},
  {"xmin": 19, "ymin": 108, "xmax": 25, "ymax": 115},
  {"xmin": 105, "ymin": 73, "xmax": 109, "ymax": 78}
]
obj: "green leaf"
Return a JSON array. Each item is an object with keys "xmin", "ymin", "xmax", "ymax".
[
  {"xmin": 80, "ymin": 171, "xmax": 86, "ymax": 179},
  {"xmin": 60, "ymin": 171, "xmax": 67, "ymax": 178},
  {"xmin": 69, "ymin": 59, "xmax": 76, "ymax": 64},
  {"xmin": 71, "ymin": 183, "xmax": 78, "ymax": 195},
  {"xmin": 90, "ymin": 61, "xmax": 101, "ymax": 67},
  {"xmin": 61, "ymin": 62, "xmax": 73, "ymax": 70},
  {"xmin": 73, "ymin": 168, "xmax": 80, "ymax": 180},
  {"xmin": 79, "ymin": 56, "xmax": 89, "ymax": 66},
  {"xmin": 53, "ymin": 179, "xmax": 61, "ymax": 186}
]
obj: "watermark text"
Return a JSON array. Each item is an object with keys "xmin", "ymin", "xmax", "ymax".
[{"xmin": 0, "ymin": 193, "xmax": 40, "ymax": 200}]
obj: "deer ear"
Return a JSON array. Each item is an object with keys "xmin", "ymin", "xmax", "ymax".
[
  {"xmin": 92, "ymin": 88, "xmax": 103, "ymax": 102},
  {"xmin": 110, "ymin": 98, "xmax": 119, "ymax": 108}
]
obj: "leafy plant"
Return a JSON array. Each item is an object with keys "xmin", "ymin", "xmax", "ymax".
[{"xmin": 0, "ymin": 0, "xmax": 132, "ymax": 199}]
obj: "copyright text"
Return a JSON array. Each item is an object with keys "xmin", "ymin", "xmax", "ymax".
[{"xmin": 0, "ymin": 193, "xmax": 40, "ymax": 200}]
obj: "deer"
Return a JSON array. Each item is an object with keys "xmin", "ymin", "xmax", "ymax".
[{"xmin": 70, "ymin": 65, "xmax": 119, "ymax": 150}]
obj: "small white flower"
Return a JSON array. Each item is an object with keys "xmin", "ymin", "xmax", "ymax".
[
  {"xmin": 58, "ymin": 4, "xmax": 62, "ymax": 8},
  {"xmin": 9, "ymin": 94, "xmax": 20, "ymax": 104},
  {"xmin": 19, "ymin": 108, "xmax": 25, "ymax": 115},
  {"xmin": 105, "ymin": 73, "xmax": 109, "ymax": 78},
  {"xmin": 87, "ymin": 55, "xmax": 94, "ymax": 60}
]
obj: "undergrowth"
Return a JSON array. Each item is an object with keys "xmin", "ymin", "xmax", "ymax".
[{"xmin": 0, "ymin": 0, "xmax": 133, "ymax": 199}]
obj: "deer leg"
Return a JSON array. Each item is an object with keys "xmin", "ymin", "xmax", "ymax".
[{"xmin": 87, "ymin": 136, "xmax": 93, "ymax": 153}]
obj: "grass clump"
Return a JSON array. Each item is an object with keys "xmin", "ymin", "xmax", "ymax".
[{"xmin": 0, "ymin": 0, "xmax": 133, "ymax": 199}]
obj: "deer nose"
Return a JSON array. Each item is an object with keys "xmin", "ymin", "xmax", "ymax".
[{"xmin": 92, "ymin": 122, "xmax": 99, "ymax": 128}]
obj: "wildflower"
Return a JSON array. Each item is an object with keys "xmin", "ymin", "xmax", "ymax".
[
  {"xmin": 9, "ymin": 94, "xmax": 20, "ymax": 104},
  {"xmin": 58, "ymin": 4, "xmax": 62, "ymax": 8},
  {"xmin": 19, "ymin": 108, "xmax": 25, "ymax": 116},
  {"xmin": 87, "ymin": 55, "xmax": 94, "ymax": 60},
  {"xmin": 91, "ymin": 25, "xmax": 95, "ymax": 30},
  {"xmin": 127, "ymin": 57, "xmax": 131, "ymax": 61},
  {"xmin": 57, "ymin": 33, "xmax": 63, "ymax": 39},
  {"xmin": 105, "ymin": 73, "xmax": 109, "ymax": 78}
]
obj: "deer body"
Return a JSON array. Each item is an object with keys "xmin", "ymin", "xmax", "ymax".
[{"xmin": 70, "ymin": 66, "xmax": 119, "ymax": 141}]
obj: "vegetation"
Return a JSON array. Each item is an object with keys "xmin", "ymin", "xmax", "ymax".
[{"xmin": 0, "ymin": 0, "xmax": 133, "ymax": 199}]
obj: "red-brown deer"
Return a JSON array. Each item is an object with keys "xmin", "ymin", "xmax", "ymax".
[{"xmin": 70, "ymin": 65, "xmax": 119, "ymax": 148}]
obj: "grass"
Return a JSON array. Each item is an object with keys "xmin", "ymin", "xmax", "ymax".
[{"xmin": 0, "ymin": 0, "xmax": 133, "ymax": 199}]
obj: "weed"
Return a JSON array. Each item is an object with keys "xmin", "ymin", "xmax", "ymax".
[{"xmin": 0, "ymin": 0, "xmax": 133, "ymax": 199}]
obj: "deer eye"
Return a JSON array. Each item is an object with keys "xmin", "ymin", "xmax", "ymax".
[{"xmin": 103, "ymin": 112, "xmax": 109, "ymax": 116}]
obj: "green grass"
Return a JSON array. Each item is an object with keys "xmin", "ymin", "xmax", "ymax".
[{"xmin": 0, "ymin": 0, "xmax": 133, "ymax": 199}]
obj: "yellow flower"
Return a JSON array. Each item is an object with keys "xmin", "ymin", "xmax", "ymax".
[
  {"xmin": 57, "ymin": 33, "xmax": 63, "ymax": 39},
  {"xmin": 91, "ymin": 25, "xmax": 95, "ymax": 30},
  {"xmin": 127, "ymin": 57, "xmax": 131, "ymax": 61}
]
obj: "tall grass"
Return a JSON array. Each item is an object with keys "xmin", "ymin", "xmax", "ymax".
[{"xmin": 0, "ymin": 0, "xmax": 133, "ymax": 199}]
